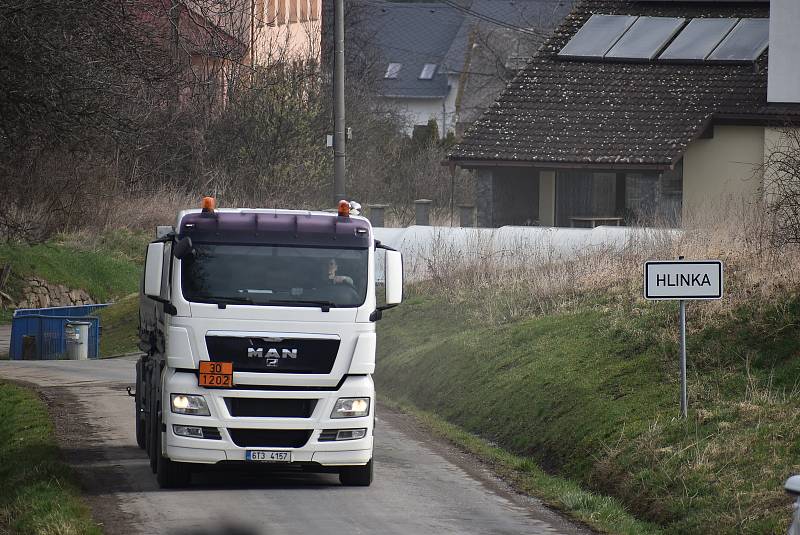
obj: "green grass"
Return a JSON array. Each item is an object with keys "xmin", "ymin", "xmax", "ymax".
[
  {"xmin": 0, "ymin": 229, "xmax": 147, "ymax": 305},
  {"xmin": 0, "ymin": 382, "xmax": 100, "ymax": 534},
  {"xmin": 382, "ymin": 397, "xmax": 662, "ymax": 535},
  {"xmin": 376, "ymin": 295, "xmax": 800, "ymax": 534},
  {"xmin": 97, "ymin": 294, "xmax": 140, "ymax": 357}
]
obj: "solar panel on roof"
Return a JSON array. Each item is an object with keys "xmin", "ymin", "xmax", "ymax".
[
  {"xmin": 605, "ymin": 16, "xmax": 685, "ymax": 60},
  {"xmin": 707, "ymin": 18, "xmax": 768, "ymax": 61},
  {"xmin": 659, "ymin": 18, "xmax": 737, "ymax": 61},
  {"xmin": 558, "ymin": 14, "xmax": 637, "ymax": 58}
]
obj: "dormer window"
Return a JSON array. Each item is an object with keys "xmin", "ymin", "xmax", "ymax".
[
  {"xmin": 419, "ymin": 63, "xmax": 437, "ymax": 80},
  {"xmin": 385, "ymin": 63, "xmax": 402, "ymax": 79}
]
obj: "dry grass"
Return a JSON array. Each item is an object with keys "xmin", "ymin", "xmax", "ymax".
[{"xmin": 404, "ymin": 200, "xmax": 800, "ymax": 325}]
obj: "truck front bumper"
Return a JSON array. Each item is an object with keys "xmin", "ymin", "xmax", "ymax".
[{"xmin": 163, "ymin": 371, "xmax": 374, "ymax": 467}]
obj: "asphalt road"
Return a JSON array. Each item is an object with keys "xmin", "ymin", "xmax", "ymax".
[{"xmin": 0, "ymin": 359, "xmax": 591, "ymax": 535}]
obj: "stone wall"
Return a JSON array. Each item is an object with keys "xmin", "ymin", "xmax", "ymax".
[{"xmin": 16, "ymin": 277, "xmax": 94, "ymax": 309}]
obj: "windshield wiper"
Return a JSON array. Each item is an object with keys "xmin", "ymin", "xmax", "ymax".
[
  {"xmin": 261, "ymin": 299, "xmax": 337, "ymax": 312},
  {"xmin": 193, "ymin": 296, "xmax": 338, "ymax": 311},
  {"xmin": 193, "ymin": 296, "xmax": 256, "ymax": 308}
]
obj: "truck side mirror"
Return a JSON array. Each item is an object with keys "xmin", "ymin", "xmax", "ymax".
[
  {"xmin": 384, "ymin": 250, "xmax": 403, "ymax": 305},
  {"xmin": 786, "ymin": 475, "xmax": 800, "ymax": 496},
  {"xmin": 173, "ymin": 237, "xmax": 194, "ymax": 260},
  {"xmin": 144, "ymin": 242, "xmax": 165, "ymax": 298}
]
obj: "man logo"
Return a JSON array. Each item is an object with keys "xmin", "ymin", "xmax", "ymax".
[{"xmin": 247, "ymin": 348, "xmax": 298, "ymax": 359}]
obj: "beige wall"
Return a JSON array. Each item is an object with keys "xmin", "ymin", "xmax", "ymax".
[
  {"xmin": 538, "ymin": 170, "xmax": 556, "ymax": 226},
  {"xmin": 682, "ymin": 125, "xmax": 764, "ymax": 220},
  {"xmin": 252, "ymin": 0, "xmax": 321, "ymax": 64}
]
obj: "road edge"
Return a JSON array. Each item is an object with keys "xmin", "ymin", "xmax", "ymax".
[
  {"xmin": 0, "ymin": 378, "xmax": 104, "ymax": 534},
  {"xmin": 5, "ymin": 377, "xmax": 137, "ymax": 535},
  {"xmin": 379, "ymin": 397, "xmax": 662, "ymax": 535}
]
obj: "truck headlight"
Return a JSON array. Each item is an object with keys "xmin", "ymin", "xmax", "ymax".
[
  {"xmin": 170, "ymin": 394, "xmax": 210, "ymax": 416},
  {"xmin": 331, "ymin": 397, "xmax": 370, "ymax": 418}
]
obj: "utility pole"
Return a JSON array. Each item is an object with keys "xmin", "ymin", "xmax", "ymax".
[{"xmin": 333, "ymin": 0, "xmax": 346, "ymax": 204}]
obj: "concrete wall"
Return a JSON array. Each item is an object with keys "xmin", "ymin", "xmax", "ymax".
[{"xmin": 682, "ymin": 125, "xmax": 764, "ymax": 219}]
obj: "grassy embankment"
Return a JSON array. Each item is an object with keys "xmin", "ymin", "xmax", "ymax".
[
  {"xmin": 0, "ymin": 230, "xmax": 147, "ymax": 358},
  {"xmin": 96, "ymin": 293, "xmax": 140, "ymax": 357},
  {"xmin": 376, "ymin": 292, "xmax": 800, "ymax": 535},
  {"xmin": 0, "ymin": 382, "xmax": 101, "ymax": 534},
  {"xmin": 0, "ymin": 230, "xmax": 145, "ymax": 308}
]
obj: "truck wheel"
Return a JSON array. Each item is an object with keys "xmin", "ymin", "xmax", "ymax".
[
  {"xmin": 339, "ymin": 459, "xmax": 373, "ymax": 487},
  {"xmin": 134, "ymin": 361, "xmax": 145, "ymax": 450},
  {"xmin": 155, "ymin": 424, "xmax": 191, "ymax": 488}
]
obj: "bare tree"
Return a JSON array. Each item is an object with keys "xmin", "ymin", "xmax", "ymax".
[{"xmin": 763, "ymin": 128, "xmax": 800, "ymax": 244}]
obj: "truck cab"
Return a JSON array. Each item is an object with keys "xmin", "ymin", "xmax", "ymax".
[{"xmin": 135, "ymin": 200, "xmax": 403, "ymax": 488}]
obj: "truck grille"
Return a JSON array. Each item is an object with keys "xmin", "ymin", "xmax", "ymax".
[
  {"xmin": 225, "ymin": 398, "xmax": 316, "ymax": 418},
  {"xmin": 228, "ymin": 429, "xmax": 312, "ymax": 448},
  {"xmin": 206, "ymin": 336, "xmax": 340, "ymax": 374}
]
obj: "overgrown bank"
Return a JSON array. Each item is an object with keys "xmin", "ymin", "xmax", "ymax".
[
  {"xmin": 375, "ymin": 294, "xmax": 800, "ymax": 534},
  {"xmin": 0, "ymin": 382, "xmax": 100, "ymax": 534},
  {"xmin": 0, "ymin": 230, "xmax": 146, "ymax": 323}
]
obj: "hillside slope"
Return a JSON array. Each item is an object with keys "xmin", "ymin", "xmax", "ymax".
[{"xmin": 376, "ymin": 295, "xmax": 800, "ymax": 534}]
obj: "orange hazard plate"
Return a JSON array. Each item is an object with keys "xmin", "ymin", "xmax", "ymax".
[{"xmin": 199, "ymin": 361, "xmax": 233, "ymax": 388}]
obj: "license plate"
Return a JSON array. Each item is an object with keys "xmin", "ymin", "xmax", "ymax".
[
  {"xmin": 246, "ymin": 450, "xmax": 292, "ymax": 463},
  {"xmin": 199, "ymin": 361, "xmax": 233, "ymax": 388}
]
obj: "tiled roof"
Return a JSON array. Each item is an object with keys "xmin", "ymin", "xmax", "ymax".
[
  {"xmin": 370, "ymin": 3, "xmax": 465, "ymax": 99},
  {"xmin": 449, "ymin": 0, "xmax": 775, "ymax": 167}
]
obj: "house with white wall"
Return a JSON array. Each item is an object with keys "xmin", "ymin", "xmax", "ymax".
[
  {"xmin": 449, "ymin": 0, "xmax": 800, "ymax": 228},
  {"xmin": 367, "ymin": 0, "xmax": 571, "ymax": 138}
]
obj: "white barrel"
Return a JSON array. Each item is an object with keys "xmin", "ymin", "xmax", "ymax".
[{"xmin": 65, "ymin": 321, "xmax": 91, "ymax": 360}]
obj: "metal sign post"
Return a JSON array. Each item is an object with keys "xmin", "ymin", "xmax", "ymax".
[
  {"xmin": 679, "ymin": 299, "xmax": 687, "ymax": 418},
  {"xmin": 644, "ymin": 259, "xmax": 723, "ymax": 419}
]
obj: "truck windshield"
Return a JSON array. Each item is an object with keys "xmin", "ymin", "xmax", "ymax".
[{"xmin": 181, "ymin": 244, "xmax": 369, "ymax": 308}]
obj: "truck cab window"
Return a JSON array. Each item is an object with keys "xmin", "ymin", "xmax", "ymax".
[{"xmin": 181, "ymin": 244, "xmax": 369, "ymax": 307}]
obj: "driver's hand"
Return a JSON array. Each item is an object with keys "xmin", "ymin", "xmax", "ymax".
[{"xmin": 334, "ymin": 275, "xmax": 353, "ymax": 285}]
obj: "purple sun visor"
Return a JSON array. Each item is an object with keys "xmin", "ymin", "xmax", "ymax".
[{"xmin": 179, "ymin": 212, "xmax": 371, "ymax": 249}]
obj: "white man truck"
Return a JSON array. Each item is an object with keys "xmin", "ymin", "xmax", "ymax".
[{"xmin": 134, "ymin": 199, "xmax": 403, "ymax": 488}]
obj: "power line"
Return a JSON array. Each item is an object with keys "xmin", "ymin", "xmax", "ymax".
[
  {"xmin": 349, "ymin": 0, "xmax": 550, "ymax": 37},
  {"xmin": 438, "ymin": 0, "xmax": 548, "ymax": 37}
]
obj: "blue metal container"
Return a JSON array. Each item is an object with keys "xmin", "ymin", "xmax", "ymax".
[{"xmin": 10, "ymin": 304, "xmax": 110, "ymax": 360}]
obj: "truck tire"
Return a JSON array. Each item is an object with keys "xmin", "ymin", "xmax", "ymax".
[
  {"xmin": 339, "ymin": 459, "xmax": 373, "ymax": 487},
  {"xmin": 155, "ymin": 423, "xmax": 191, "ymax": 488},
  {"xmin": 134, "ymin": 361, "xmax": 146, "ymax": 450}
]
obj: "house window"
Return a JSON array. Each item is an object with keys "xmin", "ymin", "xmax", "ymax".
[
  {"xmin": 310, "ymin": 0, "xmax": 319, "ymax": 21},
  {"xmin": 289, "ymin": 0, "xmax": 298, "ymax": 22},
  {"xmin": 419, "ymin": 63, "xmax": 437, "ymax": 79},
  {"xmin": 385, "ymin": 63, "xmax": 402, "ymax": 79},
  {"xmin": 625, "ymin": 165, "xmax": 682, "ymax": 226}
]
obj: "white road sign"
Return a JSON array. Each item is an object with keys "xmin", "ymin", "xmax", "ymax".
[{"xmin": 644, "ymin": 260, "xmax": 723, "ymax": 300}]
